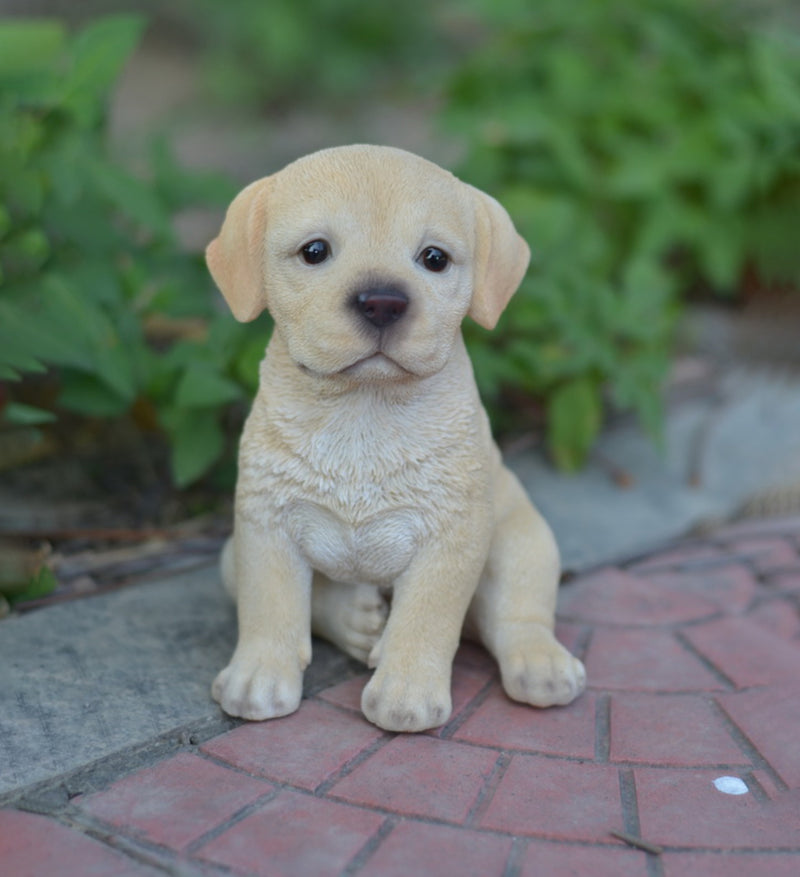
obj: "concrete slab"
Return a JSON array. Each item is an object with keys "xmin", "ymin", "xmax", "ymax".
[
  {"xmin": 0, "ymin": 565, "xmax": 362, "ymax": 796},
  {"xmin": 516, "ymin": 368, "xmax": 800, "ymax": 572}
]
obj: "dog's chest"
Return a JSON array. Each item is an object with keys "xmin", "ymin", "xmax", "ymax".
[
  {"xmin": 286, "ymin": 500, "xmax": 422, "ymax": 584},
  {"xmin": 239, "ymin": 387, "xmax": 485, "ymax": 585}
]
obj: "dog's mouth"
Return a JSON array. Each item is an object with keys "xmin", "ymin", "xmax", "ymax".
[
  {"xmin": 340, "ymin": 353, "xmax": 412, "ymax": 379},
  {"xmin": 298, "ymin": 352, "xmax": 413, "ymax": 381}
]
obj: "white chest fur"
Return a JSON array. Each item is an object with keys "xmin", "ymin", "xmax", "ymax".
[
  {"xmin": 236, "ymin": 348, "xmax": 492, "ymax": 588},
  {"xmin": 285, "ymin": 500, "xmax": 423, "ymax": 584}
]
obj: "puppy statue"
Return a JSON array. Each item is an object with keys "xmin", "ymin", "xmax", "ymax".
[{"xmin": 206, "ymin": 145, "xmax": 586, "ymax": 732}]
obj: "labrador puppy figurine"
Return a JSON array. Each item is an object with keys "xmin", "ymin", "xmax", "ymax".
[{"xmin": 206, "ymin": 144, "xmax": 586, "ymax": 732}]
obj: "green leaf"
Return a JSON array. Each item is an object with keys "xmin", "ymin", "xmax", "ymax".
[
  {"xmin": 232, "ymin": 332, "xmax": 269, "ymax": 392},
  {"xmin": 61, "ymin": 15, "xmax": 146, "ymax": 116},
  {"xmin": 6, "ymin": 565, "xmax": 58, "ymax": 605},
  {"xmin": 58, "ymin": 373, "xmax": 131, "ymax": 417},
  {"xmin": 174, "ymin": 362, "xmax": 243, "ymax": 409},
  {"xmin": 547, "ymin": 377, "xmax": 602, "ymax": 471},
  {"xmin": 0, "ymin": 304, "xmax": 48, "ymax": 376},
  {"xmin": 165, "ymin": 409, "xmax": 225, "ymax": 487},
  {"xmin": 697, "ymin": 219, "xmax": 744, "ymax": 291},
  {"xmin": 0, "ymin": 19, "xmax": 65, "ymax": 77},
  {"xmin": 2, "ymin": 402, "xmax": 56, "ymax": 425},
  {"xmin": 89, "ymin": 159, "xmax": 173, "ymax": 238}
]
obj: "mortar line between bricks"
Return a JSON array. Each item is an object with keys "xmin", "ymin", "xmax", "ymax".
[
  {"xmin": 388, "ymin": 734, "xmax": 613, "ymax": 764},
  {"xmin": 610, "ymin": 759, "xmax": 755, "ymax": 771},
  {"xmin": 572, "ymin": 625, "xmax": 594, "ymax": 664},
  {"xmin": 646, "ymin": 851, "xmax": 666, "ymax": 877},
  {"xmin": 314, "ymin": 734, "xmax": 395, "ymax": 797},
  {"xmin": 758, "ymin": 564, "xmax": 800, "ymax": 581},
  {"xmin": 711, "ymin": 699, "xmax": 790, "ymax": 792},
  {"xmin": 660, "ymin": 844, "xmax": 800, "ymax": 855},
  {"xmin": 51, "ymin": 808, "xmax": 192, "ymax": 876},
  {"xmin": 338, "ymin": 816, "xmax": 397, "ymax": 877},
  {"xmin": 557, "ymin": 613, "xmax": 725, "ymax": 631},
  {"xmin": 308, "ymin": 693, "xmax": 365, "ymax": 719},
  {"xmin": 616, "ymin": 542, "xmax": 727, "ymax": 572},
  {"xmin": 193, "ymin": 745, "xmax": 289, "ymax": 783},
  {"xmin": 501, "ymin": 836, "xmax": 528, "ymax": 877},
  {"xmin": 183, "ymin": 788, "xmax": 283, "ymax": 856},
  {"xmin": 464, "ymin": 751, "xmax": 513, "ymax": 828},
  {"xmin": 672, "ymin": 630, "xmax": 738, "ymax": 690},
  {"xmin": 438, "ymin": 675, "xmax": 497, "ymax": 739},
  {"xmin": 618, "ymin": 767, "xmax": 641, "ymax": 837},
  {"xmin": 595, "ymin": 693, "xmax": 611, "ymax": 762},
  {"xmin": 736, "ymin": 556, "xmax": 775, "ymax": 584},
  {"xmin": 630, "ymin": 553, "xmax": 759, "ymax": 575},
  {"xmin": 740, "ymin": 770, "xmax": 770, "ymax": 804},
  {"xmin": 614, "ymin": 770, "xmax": 667, "ymax": 877}
]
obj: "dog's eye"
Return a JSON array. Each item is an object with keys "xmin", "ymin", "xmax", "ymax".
[
  {"xmin": 300, "ymin": 239, "xmax": 330, "ymax": 265},
  {"xmin": 419, "ymin": 246, "xmax": 449, "ymax": 273}
]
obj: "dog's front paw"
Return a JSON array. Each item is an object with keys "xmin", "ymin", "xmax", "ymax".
[
  {"xmin": 499, "ymin": 626, "xmax": 586, "ymax": 708},
  {"xmin": 361, "ymin": 668, "xmax": 452, "ymax": 732},
  {"xmin": 212, "ymin": 650, "xmax": 304, "ymax": 721}
]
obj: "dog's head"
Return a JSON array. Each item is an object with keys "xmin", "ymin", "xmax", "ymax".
[{"xmin": 206, "ymin": 145, "xmax": 529, "ymax": 381}]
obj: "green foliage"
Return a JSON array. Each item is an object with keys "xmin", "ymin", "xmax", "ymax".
[
  {"xmin": 449, "ymin": 0, "xmax": 800, "ymax": 467},
  {"xmin": 3, "ymin": 564, "xmax": 58, "ymax": 606},
  {"xmin": 0, "ymin": 16, "xmax": 266, "ymax": 487},
  {"xmin": 4, "ymin": 3, "xmax": 800, "ymax": 488},
  {"xmin": 184, "ymin": 0, "xmax": 468, "ymax": 106}
]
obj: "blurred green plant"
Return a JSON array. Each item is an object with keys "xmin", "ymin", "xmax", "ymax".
[
  {"xmin": 4, "ymin": 3, "xmax": 800, "ymax": 490},
  {"xmin": 182, "ymin": 0, "xmax": 471, "ymax": 106},
  {"xmin": 0, "ymin": 15, "xmax": 268, "ymax": 487},
  {"xmin": 0, "ymin": 539, "xmax": 56, "ymax": 615},
  {"xmin": 448, "ymin": 0, "xmax": 800, "ymax": 468}
]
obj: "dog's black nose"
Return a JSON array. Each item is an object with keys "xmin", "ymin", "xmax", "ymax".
[{"xmin": 355, "ymin": 287, "xmax": 409, "ymax": 329}]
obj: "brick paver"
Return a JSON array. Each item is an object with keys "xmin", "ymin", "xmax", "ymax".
[
  {"xmin": 200, "ymin": 699, "xmax": 386, "ymax": 791},
  {"xmin": 477, "ymin": 755, "xmax": 623, "ymax": 842},
  {"xmin": 583, "ymin": 627, "xmax": 727, "ymax": 691},
  {"xmin": 329, "ymin": 735, "xmax": 499, "ymax": 822},
  {"xmin": 194, "ymin": 789, "xmax": 386, "ymax": 876},
  {"xmin": 3, "ymin": 515, "xmax": 799, "ymax": 874},
  {"xmin": 0, "ymin": 809, "xmax": 157, "ymax": 875},
  {"xmin": 635, "ymin": 768, "xmax": 800, "ymax": 848},
  {"xmin": 356, "ymin": 820, "xmax": 512, "ymax": 877},
  {"xmin": 608, "ymin": 694, "xmax": 748, "ymax": 766},
  {"xmin": 452, "ymin": 686, "xmax": 597, "ymax": 758},
  {"xmin": 77, "ymin": 751, "xmax": 272, "ymax": 850},
  {"xmin": 518, "ymin": 840, "xmax": 648, "ymax": 876},
  {"xmin": 717, "ymin": 685, "xmax": 800, "ymax": 788},
  {"xmin": 661, "ymin": 852, "xmax": 800, "ymax": 877}
]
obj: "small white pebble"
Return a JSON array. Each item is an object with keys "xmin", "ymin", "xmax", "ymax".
[{"xmin": 713, "ymin": 776, "xmax": 748, "ymax": 795}]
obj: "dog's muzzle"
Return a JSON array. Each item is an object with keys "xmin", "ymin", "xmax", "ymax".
[{"xmin": 354, "ymin": 285, "xmax": 409, "ymax": 329}]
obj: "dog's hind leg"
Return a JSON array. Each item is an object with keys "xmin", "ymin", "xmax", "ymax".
[
  {"xmin": 467, "ymin": 466, "xmax": 586, "ymax": 707},
  {"xmin": 311, "ymin": 578, "xmax": 388, "ymax": 665}
]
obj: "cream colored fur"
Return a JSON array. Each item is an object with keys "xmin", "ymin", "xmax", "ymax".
[{"xmin": 206, "ymin": 145, "xmax": 585, "ymax": 732}]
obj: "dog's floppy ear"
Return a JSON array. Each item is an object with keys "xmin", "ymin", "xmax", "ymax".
[
  {"xmin": 206, "ymin": 177, "xmax": 272, "ymax": 322},
  {"xmin": 467, "ymin": 185, "xmax": 531, "ymax": 330}
]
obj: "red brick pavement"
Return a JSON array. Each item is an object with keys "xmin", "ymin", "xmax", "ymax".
[{"xmin": 2, "ymin": 516, "xmax": 800, "ymax": 875}]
